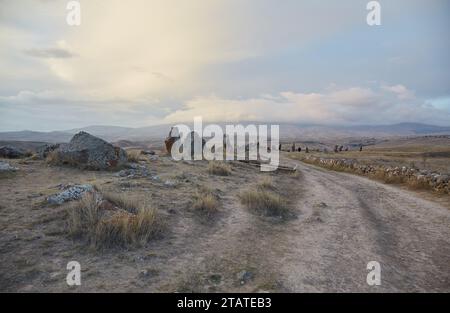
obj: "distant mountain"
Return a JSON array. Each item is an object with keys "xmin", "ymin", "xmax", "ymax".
[
  {"xmin": 343, "ymin": 123, "xmax": 450, "ymax": 135},
  {"xmin": 0, "ymin": 130, "xmax": 73, "ymax": 143},
  {"xmin": 0, "ymin": 123, "xmax": 449, "ymax": 143}
]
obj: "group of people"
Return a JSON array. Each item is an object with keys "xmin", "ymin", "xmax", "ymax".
[
  {"xmin": 279, "ymin": 143, "xmax": 309, "ymax": 153},
  {"xmin": 279, "ymin": 143, "xmax": 364, "ymax": 153}
]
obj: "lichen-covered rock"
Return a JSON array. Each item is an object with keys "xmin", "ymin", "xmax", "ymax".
[
  {"xmin": 52, "ymin": 132, "xmax": 127, "ymax": 170},
  {"xmin": 47, "ymin": 184, "xmax": 94, "ymax": 205},
  {"xmin": 0, "ymin": 146, "xmax": 25, "ymax": 159}
]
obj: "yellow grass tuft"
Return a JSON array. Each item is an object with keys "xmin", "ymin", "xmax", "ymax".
[
  {"xmin": 240, "ymin": 189, "xmax": 290, "ymax": 218},
  {"xmin": 257, "ymin": 177, "xmax": 274, "ymax": 190},
  {"xmin": 67, "ymin": 193, "xmax": 165, "ymax": 249},
  {"xmin": 126, "ymin": 149, "xmax": 142, "ymax": 163},
  {"xmin": 193, "ymin": 193, "xmax": 219, "ymax": 218},
  {"xmin": 208, "ymin": 161, "xmax": 231, "ymax": 176},
  {"xmin": 100, "ymin": 190, "xmax": 140, "ymax": 213}
]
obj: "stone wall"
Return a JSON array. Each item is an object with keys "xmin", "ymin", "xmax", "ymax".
[{"xmin": 301, "ymin": 156, "xmax": 449, "ymax": 194}]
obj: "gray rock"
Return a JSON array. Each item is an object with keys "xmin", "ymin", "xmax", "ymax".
[
  {"xmin": 52, "ymin": 132, "xmax": 127, "ymax": 170},
  {"xmin": 36, "ymin": 143, "xmax": 60, "ymax": 159},
  {"xmin": 47, "ymin": 184, "xmax": 94, "ymax": 205},
  {"xmin": 114, "ymin": 164, "xmax": 149, "ymax": 178},
  {"xmin": 0, "ymin": 146, "xmax": 25, "ymax": 159},
  {"xmin": 0, "ymin": 161, "xmax": 18, "ymax": 172},
  {"xmin": 164, "ymin": 180, "xmax": 177, "ymax": 187},
  {"xmin": 150, "ymin": 175, "xmax": 161, "ymax": 182}
]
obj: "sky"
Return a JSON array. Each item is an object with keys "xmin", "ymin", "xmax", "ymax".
[{"xmin": 0, "ymin": 0, "xmax": 449, "ymax": 131}]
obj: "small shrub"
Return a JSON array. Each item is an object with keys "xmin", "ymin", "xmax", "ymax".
[
  {"xmin": 45, "ymin": 150, "xmax": 60, "ymax": 165},
  {"xmin": 67, "ymin": 193, "xmax": 165, "ymax": 249},
  {"xmin": 67, "ymin": 193, "xmax": 100, "ymax": 238},
  {"xmin": 193, "ymin": 193, "xmax": 219, "ymax": 218},
  {"xmin": 126, "ymin": 150, "xmax": 142, "ymax": 163},
  {"xmin": 95, "ymin": 207, "xmax": 164, "ymax": 248},
  {"xmin": 240, "ymin": 189, "xmax": 290, "ymax": 218},
  {"xmin": 208, "ymin": 161, "xmax": 231, "ymax": 176}
]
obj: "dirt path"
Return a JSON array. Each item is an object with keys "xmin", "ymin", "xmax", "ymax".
[{"xmin": 270, "ymin": 158, "xmax": 450, "ymax": 292}]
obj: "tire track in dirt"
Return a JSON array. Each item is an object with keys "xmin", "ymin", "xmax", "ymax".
[{"xmin": 278, "ymin": 158, "xmax": 450, "ymax": 292}]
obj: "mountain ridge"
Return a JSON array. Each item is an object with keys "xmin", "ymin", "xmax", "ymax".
[{"xmin": 0, "ymin": 122, "xmax": 449, "ymax": 143}]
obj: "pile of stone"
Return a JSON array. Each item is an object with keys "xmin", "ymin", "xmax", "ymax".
[
  {"xmin": 114, "ymin": 163, "xmax": 150, "ymax": 179},
  {"xmin": 47, "ymin": 184, "xmax": 94, "ymax": 205},
  {"xmin": 302, "ymin": 156, "xmax": 449, "ymax": 194}
]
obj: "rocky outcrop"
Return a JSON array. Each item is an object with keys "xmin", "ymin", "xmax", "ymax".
[
  {"xmin": 51, "ymin": 132, "xmax": 127, "ymax": 170},
  {"xmin": 0, "ymin": 146, "xmax": 25, "ymax": 159}
]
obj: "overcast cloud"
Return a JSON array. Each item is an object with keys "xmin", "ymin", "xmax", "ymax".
[{"xmin": 0, "ymin": 0, "xmax": 449, "ymax": 131}]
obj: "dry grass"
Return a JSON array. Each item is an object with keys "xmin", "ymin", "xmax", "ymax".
[
  {"xmin": 45, "ymin": 150, "xmax": 82, "ymax": 168},
  {"xmin": 126, "ymin": 149, "xmax": 142, "ymax": 163},
  {"xmin": 67, "ymin": 193, "xmax": 100, "ymax": 238},
  {"xmin": 208, "ymin": 161, "xmax": 231, "ymax": 176},
  {"xmin": 45, "ymin": 150, "xmax": 60, "ymax": 165},
  {"xmin": 370, "ymin": 170, "xmax": 405, "ymax": 184},
  {"xmin": 257, "ymin": 177, "xmax": 274, "ymax": 190},
  {"xmin": 100, "ymin": 190, "xmax": 140, "ymax": 214},
  {"xmin": 193, "ymin": 193, "xmax": 219, "ymax": 218},
  {"xmin": 67, "ymin": 193, "xmax": 165, "ymax": 249},
  {"xmin": 406, "ymin": 177, "xmax": 432, "ymax": 190},
  {"xmin": 95, "ymin": 207, "xmax": 164, "ymax": 249},
  {"xmin": 240, "ymin": 189, "xmax": 290, "ymax": 218}
]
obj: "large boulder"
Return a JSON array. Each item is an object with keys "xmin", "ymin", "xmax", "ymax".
[
  {"xmin": 52, "ymin": 132, "xmax": 127, "ymax": 170},
  {"xmin": 0, "ymin": 146, "xmax": 25, "ymax": 159}
]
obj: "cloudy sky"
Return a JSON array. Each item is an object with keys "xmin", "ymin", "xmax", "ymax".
[{"xmin": 0, "ymin": 0, "xmax": 449, "ymax": 131}]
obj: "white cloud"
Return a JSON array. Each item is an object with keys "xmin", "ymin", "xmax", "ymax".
[
  {"xmin": 382, "ymin": 84, "xmax": 415, "ymax": 100},
  {"xmin": 164, "ymin": 86, "xmax": 450, "ymax": 126}
]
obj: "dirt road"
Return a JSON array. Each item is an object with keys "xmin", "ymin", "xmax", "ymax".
[{"xmin": 269, "ymin": 159, "xmax": 450, "ymax": 292}]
